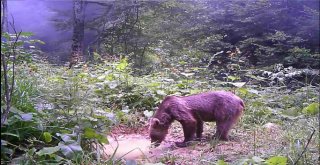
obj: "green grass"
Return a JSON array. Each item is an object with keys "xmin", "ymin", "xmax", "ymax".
[{"xmin": 2, "ymin": 60, "xmax": 319, "ymax": 164}]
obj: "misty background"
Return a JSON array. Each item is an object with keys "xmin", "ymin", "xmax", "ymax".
[
  {"xmin": 8, "ymin": 0, "xmax": 102, "ymax": 62},
  {"xmin": 6, "ymin": 0, "xmax": 320, "ymax": 68}
]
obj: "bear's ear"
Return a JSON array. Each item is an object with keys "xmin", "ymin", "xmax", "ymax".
[{"xmin": 150, "ymin": 118, "xmax": 160, "ymax": 126}]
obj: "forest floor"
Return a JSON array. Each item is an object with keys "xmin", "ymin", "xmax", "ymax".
[{"xmin": 103, "ymin": 121, "xmax": 292, "ymax": 164}]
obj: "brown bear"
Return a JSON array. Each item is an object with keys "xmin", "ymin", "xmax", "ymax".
[{"xmin": 149, "ymin": 91, "xmax": 244, "ymax": 147}]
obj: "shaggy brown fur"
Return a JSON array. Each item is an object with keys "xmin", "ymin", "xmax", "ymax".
[{"xmin": 149, "ymin": 91, "xmax": 244, "ymax": 147}]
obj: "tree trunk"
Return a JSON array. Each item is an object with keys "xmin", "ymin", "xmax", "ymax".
[
  {"xmin": 69, "ymin": 0, "xmax": 86, "ymax": 68},
  {"xmin": 1, "ymin": 0, "xmax": 8, "ymax": 33},
  {"xmin": 1, "ymin": 0, "xmax": 10, "ymax": 127}
]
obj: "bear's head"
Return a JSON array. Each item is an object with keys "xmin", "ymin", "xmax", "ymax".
[{"xmin": 149, "ymin": 117, "xmax": 169, "ymax": 147}]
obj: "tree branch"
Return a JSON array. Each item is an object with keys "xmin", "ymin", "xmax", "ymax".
[
  {"xmin": 1, "ymin": 17, "xmax": 21, "ymax": 127},
  {"xmin": 293, "ymin": 128, "xmax": 316, "ymax": 165}
]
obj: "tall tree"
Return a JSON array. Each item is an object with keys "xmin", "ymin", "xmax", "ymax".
[
  {"xmin": 69, "ymin": 0, "xmax": 86, "ymax": 68},
  {"xmin": 1, "ymin": 0, "xmax": 8, "ymax": 33}
]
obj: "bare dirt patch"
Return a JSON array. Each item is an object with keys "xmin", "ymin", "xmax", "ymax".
[{"xmin": 103, "ymin": 122, "xmax": 287, "ymax": 164}]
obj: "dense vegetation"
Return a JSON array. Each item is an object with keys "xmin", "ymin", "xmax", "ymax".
[{"xmin": 1, "ymin": 0, "xmax": 319, "ymax": 164}]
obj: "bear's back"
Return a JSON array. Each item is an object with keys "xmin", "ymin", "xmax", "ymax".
[{"xmin": 183, "ymin": 91, "xmax": 244, "ymax": 121}]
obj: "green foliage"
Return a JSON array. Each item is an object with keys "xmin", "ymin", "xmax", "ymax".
[
  {"xmin": 216, "ymin": 159, "xmax": 228, "ymax": 165},
  {"xmin": 83, "ymin": 127, "xmax": 108, "ymax": 144},
  {"xmin": 2, "ymin": 55, "xmax": 319, "ymax": 164},
  {"xmin": 48, "ymin": 0, "xmax": 319, "ymax": 73},
  {"xmin": 302, "ymin": 103, "xmax": 319, "ymax": 116},
  {"xmin": 1, "ymin": 32, "xmax": 43, "ymax": 64},
  {"xmin": 42, "ymin": 132, "xmax": 52, "ymax": 143},
  {"xmin": 265, "ymin": 156, "xmax": 287, "ymax": 165},
  {"xmin": 235, "ymin": 155, "xmax": 287, "ymax": 165},
  {"xmin": 158, "ymin": 151, "xmax": 178, "ymax": 165},
  {"xmin": 1, "ymin": 32, "xmax": 105, "ymax": 164}
]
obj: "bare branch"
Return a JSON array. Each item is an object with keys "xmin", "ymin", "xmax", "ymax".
[
  {"xmin": 1, "ymin": 17, "xmax": 22, "ymax": 127},
  {"xmin": 293, "ymin": 128, "xmax": 316, "ymax": 165}
]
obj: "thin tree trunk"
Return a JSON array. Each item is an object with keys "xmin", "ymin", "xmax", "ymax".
[
  {"xmin": 1, "ymin": 0, "xmax": 10, "ymax": 127},
  {"xmin": 1, "ymin": 28, "xmax": 21, "ymax": 127},
  {"xmin": 1, "ymin": 0, "xmax": 8, "ymax": 33},
  {"xmin": 69, "ymin": 0, "xmax": 86, "ymax": 68},
  {"xmin": 1, "ymin": 50, "xmax": 10, "ymax": 127}
]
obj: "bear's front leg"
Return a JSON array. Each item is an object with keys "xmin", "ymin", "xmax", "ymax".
[
  {"xmin": 175, "ymin": 120, "xmax": 196, "ymax": 147},
  {"xmin": 196, "ymin": 120, "xmax": 204, "ymax": 140},
  {"xmin": 215, "ymin": 120, "xmax": 234, "ymax": 141}
]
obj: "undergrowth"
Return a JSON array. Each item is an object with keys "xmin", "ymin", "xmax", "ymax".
[{"xmin": 1, "ymin": 33, "xmax": 319, "ymax": 164}]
